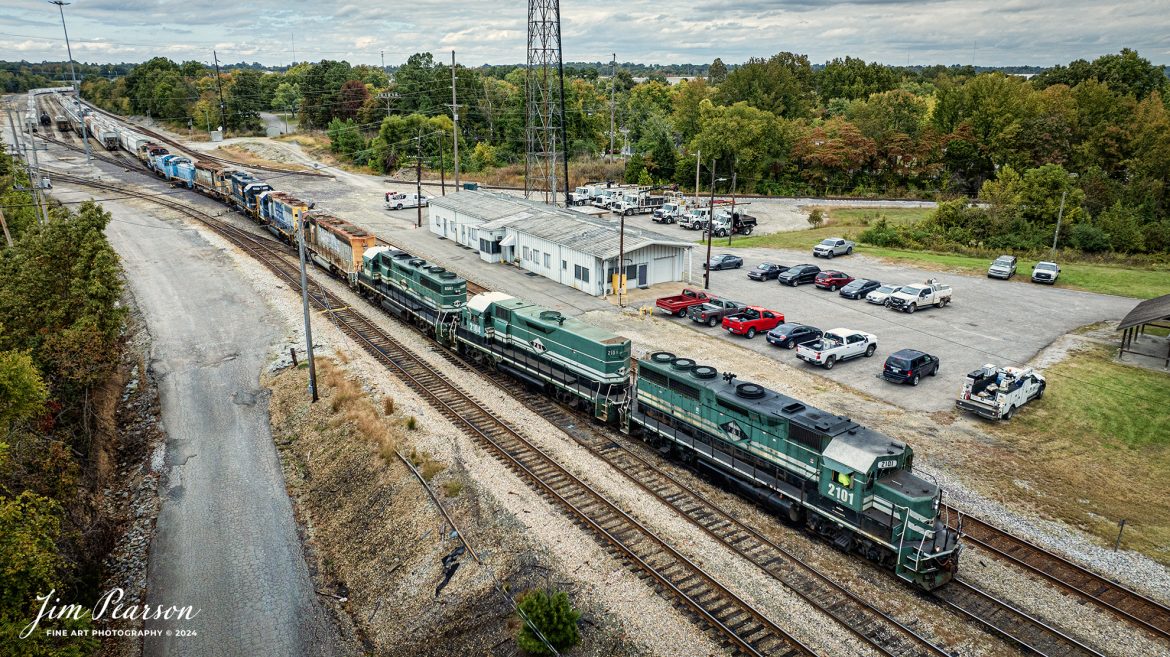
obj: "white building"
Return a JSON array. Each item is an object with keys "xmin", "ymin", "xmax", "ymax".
[{"xmin": 429, "ymin": 191, "xmax": 694, "ymax": 296}]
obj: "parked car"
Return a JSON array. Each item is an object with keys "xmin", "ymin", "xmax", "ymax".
[
  {"xmin": 747, "ymin": 263, "xmax": 788, "ymax": 281},
  {"xmin": 882, "ymin": 349, "xmax": 940, "ymax": 386},
  {"xmin": 887, "ymin": 279, "xmax": 953, "ymax": 313},
  {"xmin": 655, "ymin": 288, "xmax": 715, "ymax": 317},
  {"xmin": 814, "ymin": 270, "xmax": 854, "ymax": 291},
  {"xmin": 766, "ymin": 323, "xmax": 823, "ymax": 350},
  {"xmin": 813, "ymin": 237, "xmax": 854, "ymax": 258},
  {"xmin": 839, "ymin": 278, "xmax": 881, "ymax": 299},
  {"xmin": 688, "ymin": 298, "xmax": 745, "ymax": 327},
  {"xmin": 987, "ymin": 255, "xmax": 1018, "ymax": 279},
  {"xmin": 722, "ymin": 306, "xmax": 784, "ymax": 338},
  {"xmin": 385, "ymin": 193, "xmax": 429, "ymax": 210},
  {"xmin": 795, "ymin": 328, "xmax": 878, "ymax": 369},
  {"xmin": 1031, "ymin": 261, "xmax": 1060, "ymax": 284},
  {"xmin": 865, "ymin": 284, "xmax": 905, "ymax": 306},
  {"xmin": 777, "ymin": 264, "xmax": 821, "ymax": 286},
  {"xmin": 704, "ymin": 254, "xmax": 743, "ymax": 270},
  {"xmin": 956, "ymin": 364, "xmax": 1045, "ymax": 420}
]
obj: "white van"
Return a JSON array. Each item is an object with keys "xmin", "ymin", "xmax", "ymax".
[{"xmin": 385, "ymin": 193, "xmax": 429, "ymax": 210}]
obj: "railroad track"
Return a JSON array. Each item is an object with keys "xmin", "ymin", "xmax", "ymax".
[
  {"xmin": 42, "ymin": 141, "xmax": 1154, "ymax": 656},
  {"xmin": 444, "ymin": 366, "xmax": 951, "ymax": 657},
  {"xmin": 935, "ymin": 580, "xmax": 1103, "ymax": 656},
  {"xmin": 76, "ymin": 99, "xmax": 329, "ymax": 177},
  {"xmin": 48, "ymin": 171, "xmax": 812, "ymax": 657},
  {"xmin": 945, "ymin": 509, "xmax": 1170, "ymax": 643}
]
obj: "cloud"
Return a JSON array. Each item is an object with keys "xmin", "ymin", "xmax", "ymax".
[{"xmin": 0, "ymin": 0, "xmax": 1164, "ymax": 68}]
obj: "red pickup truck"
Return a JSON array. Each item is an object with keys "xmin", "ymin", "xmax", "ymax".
[
  {"xmin": 722, "ymin": 307, "xmax": 784, "ymax": 338},
  {"xmin": 656, "ymin": 288, "xmax": 714, "ymax": 317}
]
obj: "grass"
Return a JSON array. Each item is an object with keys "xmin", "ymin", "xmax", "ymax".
[
  {"xmin": 728, "ymin": 206, "xmax": 1170, "ymax": 299},
  {"xmin": 996, "ymin": 343, "xmax": 1170, "ymax": 560}
]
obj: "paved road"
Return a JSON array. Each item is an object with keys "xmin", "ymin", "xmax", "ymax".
[
  {"xmin": 675, "ymin": 247, "xmax": 1136, "ymax": 412},
  {"xmin": 103, "ymin": 197, "xmax": 336, "ymax": 656}
]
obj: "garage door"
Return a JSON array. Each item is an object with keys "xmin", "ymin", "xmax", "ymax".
[{"xmin": 653, "ymin": 255, "xmax": 676, "ymax": 283}]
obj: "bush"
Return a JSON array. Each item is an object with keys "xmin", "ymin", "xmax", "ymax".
[
  {"xmin": 516, "ymin": 588, "xmax": 581, "ymax": 655},
  {"xmin": 807, "ymin": 208, "xmax": 824, "ymax": 228},
  {"xmin": 859, "ymin": 218, "xmax": 904, "ymax": 248},
  {"xmin": 1068, "ymin": 223, "xmax": 1112, "ymax": 253}
]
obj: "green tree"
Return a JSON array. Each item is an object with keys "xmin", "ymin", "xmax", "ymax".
[
  {"xmin": 225, "ymin": 69, "xmax": 264, "ymax": 131},
  {"xmin": 469, "ymin": 142, "xmax": 497, "ymax": 172},
  {"xmin": 337, "ymin": 80, "xmax": 370, "ymax": 120},
  {"xmin": 707, "ymin": 57, "xmax": 728, "ymax": 85},
  {"xmin": 515, "ymin": 589, "xmax": 580, "ymax": 655},
  {"xmin": 0, "ymin": 349, "xmax": 46, "ymax": 430},
  {"xmin": 817, "ymin": 56, "xmax": 900, "ymax": 102},
  {"xmin": 271, "ymin": 81, "xmax": 302, "ymax": 112},
  {"xmin": 671, "ymin": 78, "xmax": 713, "ymax": 142},
  {"xmin": 691, "ymin": 100, "xmax": 794, "ymax": 191},
  {"xmin": 716, "ymin": 52, "xmax": 814, "ymax": 119}
]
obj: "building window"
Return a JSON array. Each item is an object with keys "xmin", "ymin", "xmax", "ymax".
[
  {"xmin": 562, "ymin": 260, "xmax": 567, "ymax": 270},
  {"xmin": 544, "ymin": 253, "xmax": 551, "ymax": 268},
  {"xmin": 574, "ymin": 264, "xmax": 590, "ymax": 283},
  {"xmin": 523, "ymin": 246, "xmax": 530, "ymax": 261}
]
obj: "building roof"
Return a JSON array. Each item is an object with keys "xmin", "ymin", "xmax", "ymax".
[
  {"xmin": 1118, "ymin": 293, "xmax": 1170, "ymax": 330},
  {"xmin": 430, "ymin": 190, "xmax": 693, "ymax": 260}
]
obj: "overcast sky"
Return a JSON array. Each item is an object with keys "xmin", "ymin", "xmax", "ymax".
[{"xmin": 1, "ymin": 0, "xmax": 1167, "ymax": 69}]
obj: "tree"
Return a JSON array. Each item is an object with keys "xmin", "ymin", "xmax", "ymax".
[
  {"xmin": 707, "ymin": 58, "xmax": 728, "ymax": 85},
  {"xmin": 671, "ymin": 78, "xmax": 713, "ymax": 142},
  {"xmin": 792, "ymin": 117, "xmax": 877, "ymax": 194},
  {"xmin": 337, "ymin": 80, "xmax": 370, "ymax": 120},
  {"xmin": 271, "ymin": 81, "xmax": 302, "ymax": 112},
  {"xmin": 515, "ymin": 589, "xmax": 580, "ymax": 655},
  {"xmin": 807, "ymin": 208, "xmax": 824, "ymax": 228},
  {"xmin": 1034, "ymin": 49, "xmax": 1166, "ymax": 100},
  {"xmin": 691, "ymin": 100, "xmax": 794, "ymax": 191},
  {"xmin": 817, "ymin": 56, "xmax": 899, "ymax": 103},
  {"xmin": 0, "ymin": 349, "xmax": 47, "ymax": 430},
  {"xmin": 225, "ymin": 69, "xmax": 264, "ymax": 131},
  {"xmin": 716, "ymin": 52, "xmax": 814, "ymax": 119},
  {"xmin": 299, "ymin": 60, "xmax": 355, "ymax": 127}
]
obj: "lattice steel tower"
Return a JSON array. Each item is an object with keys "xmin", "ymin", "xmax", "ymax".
[{"xmin": 525, "ymin": 0, "xmax": 569, "ymax": 205}]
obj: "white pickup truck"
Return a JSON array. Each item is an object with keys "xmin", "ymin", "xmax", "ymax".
[
  {"xmin": 955, "ymin": 364, "xmax": 1045, "ymax": 420},
  {"xmin": 813, "ymin": 237, "xmax": 855, "ymax": 258},
  {"xmin": 887, "ymin": 279, "xmax": 952, "ymax": 313},
  {"xmin": 795, "ymin": 328, "xmax": 877, "ymax": 369}
]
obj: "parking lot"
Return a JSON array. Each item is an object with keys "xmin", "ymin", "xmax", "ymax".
[{"xmin": 663, "ymin": 245, "xmax": 1135, "ymax": 412}]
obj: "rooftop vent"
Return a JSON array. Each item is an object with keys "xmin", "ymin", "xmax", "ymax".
[
  {"xmin": 650, "ymin": 352, "xmax": 675, "ymax": 363},
  {"xmin": 781, "ymin": 402, "xmax": 805, "ymax": 414},
  {"xmin": 671, "ymin": 357, "xmax": 696, "ymax": 371},
  {"xmin": 691, "ymin": 365, "xmax": 717, "ymax": 379},
  {"xmin": 735, "ymin": 383, "xmax": 766, "ymax": 399},
  {"xmin": 538, "ymin": 310, "xmax": 563, "ymax": 323}
]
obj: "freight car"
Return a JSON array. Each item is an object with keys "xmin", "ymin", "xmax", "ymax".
[
  {"xmin": 55, "ymin": 115, "xmax": 69, "ymax": 131},
  {"xmin": 627, "ymin": 352, "xmax": 960, "ymax": 590},
  {"xmin": 302, "ymin": 212, "xmax": 377, "ymax": 284}
]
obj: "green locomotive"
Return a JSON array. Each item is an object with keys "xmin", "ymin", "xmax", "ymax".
[
  {"xmin": 358, "ymin": 246, "xmax": 467, "ymax": 337},
  {"xmin": 627, "ymin": 351, "xmax": 960, "ymax": 590},
  {"xmin": 456, "ymin": 292, "xmax": 630, "ymax": 423}
]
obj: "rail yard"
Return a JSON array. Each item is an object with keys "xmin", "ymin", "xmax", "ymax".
[{"xmin": 4, "ymin": 86, "xmax": 1169, "ymax": 657}]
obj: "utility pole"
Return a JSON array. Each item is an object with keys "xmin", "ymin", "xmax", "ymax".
[
  {"xmin": 617, "ymin": 211, "xmax": 626, "ymax": 306},
  {"xmin": 556, "ymin": 27, "xmax": 570, "ymax": 207},
  {"xmin": 296, "ymin": 217, "xmax": 319, "ymax": 403},
  {"xmin": 694, "ymin": 148, "xmax": 701, "ymax": 206},
  {"xmin": 439, "ymin": 133, "xmax": 446, "ymax": 196},
  {"xmin": 451, "ymin": 50, "xmax": 460, "ymax": 192},
  {"xmin": 381, "ymin": 50, "xmax": 385, "ymax": 75},
  {"xmin": 703, "ymin": 161, "xmax": 726, "ymax": 291},
  {"xmin": 727, "ymin": 170, "xmax": 737, "ymax": 246},
  {"xmin": 609, "ymin": 53, "xmax": 616, "ymax": 162},
  {"xmin": 6, "ymin": 106, "xmax": 46, "ymax": 224},
  {"xmin": 415, "ymin": 131, "xmax": 423, "ymax": 228},
  {"xmin": 213, "ymin": 50, "xmax": 227, "ymax": 134},
  {"xmin": 291, "ymin": 32, "xmax": 296, "ymax": 65},
  {"xmin": 26, "ymin": 124, "xmax": 51, "ymax": 225}
]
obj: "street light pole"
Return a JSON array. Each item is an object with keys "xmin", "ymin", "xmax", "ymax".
[
  {"xmin": 49, "ymin": 1, "xmax": 77, "ymax": 90},
  {"xmin": 703, "ymin": 161, "xmax": 726, "ymax": 290},
  {"xmin": 727, "ymin": 170, "xmax": 737, "ymax": 247}
]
